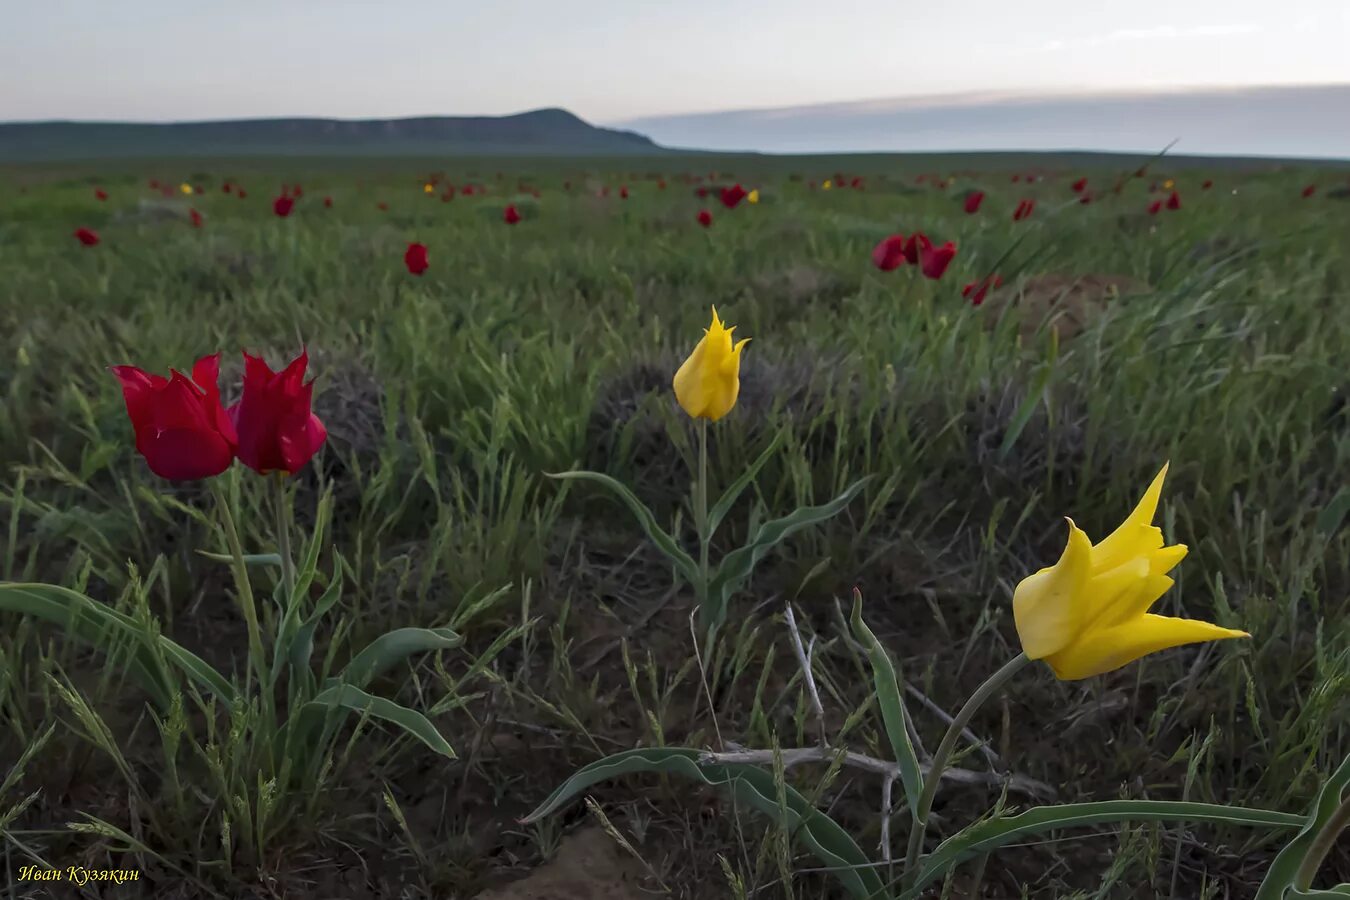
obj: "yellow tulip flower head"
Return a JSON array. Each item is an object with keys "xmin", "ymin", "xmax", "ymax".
[
  {"xmin": 1163, "ymin": 179, "xmax": 1175, "ymax": 189},
  {"xmin": 180, "ymin": 183, "xmax": 192, "ymax": 195},
  {"xmin": 748, "ymin": 189, "xmax": 760, "ymax": 204},
  {"xmin": 672, "ymin": 306, "xmax": 750, "ymax": 422},
  {"xmin": 1013, "ymin": 464, "xmax": 1248, "ymax": 680},
  {"xmin": 822, "ymin": 179, "xmax": 833, "ymax": 190},
  {"xmin": 424, "ymin": 183, "xmax": 435, "ymax": 193}
]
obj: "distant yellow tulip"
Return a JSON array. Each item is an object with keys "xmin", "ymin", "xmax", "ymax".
[
  {"xmin": 822, "ymin": 179, "xmax": 833, "ymax": 190},
  {"xmin": 424, "ymin": 183, "xmax": 435, "ymax": 193},
  {"xmin": 1163, "ymin": 179, "xmax": 1175, "ymax": 189},
  {"xmin": 672, "ymin": 306, "xmax": 750, "ymax": 422},
  {"xmin": 180, "ymin": 183, "xmax": 192, "ymax": 195},
  {"xmin": 748, "ymin": 189, "xmax": 760, "ymax": 204},
  {"xmin": 1013, "ymin": 464, "xmax": 1248, "ymax": 680}
]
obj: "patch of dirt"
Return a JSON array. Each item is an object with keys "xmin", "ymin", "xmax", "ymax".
[
  {"xmin": 981, "ymin": 272, "xmax": 1151, "ymax": 340},
  {"xmin": 750, "ymin": 263, "xmax": 851, "ymax": 309},
  {"xmin": 476, "ymin": 827, "xmax": 653, "ymax": 900}
]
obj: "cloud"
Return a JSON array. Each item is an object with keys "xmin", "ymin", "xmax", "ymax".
[{"xmin": 1033, "ymin": 23, "xmax": 1259, "ymax": 53}]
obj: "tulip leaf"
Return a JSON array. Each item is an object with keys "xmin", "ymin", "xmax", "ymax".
[
  {"xmin": 0, "ymin": 583, "xmax": 236, "ymax": 708},
  {"xmin": 522, "ymin": 747, "xmax": 886, "ymax": 900},
  {"xmin": 291, "ymin": 683, "xmax": 455, "ymax": 759},
  {"xmin": 546, "ymin": 470, "xmax": 700, "ymax": 586},
  {"xmin": 708, "ymin": 476, "xmax": 873, "ymax": 630},
  {"xmin": 338, "ymin": 626, "xmax": 463, "ymax": 690},
  {"xmin": 286, "ymin": 560, "xmax": 346, "ymax": 692},
  {"xmin": 997, "ymin": 364, "xmax": 1054, "ymax": 461},
  {"xmin": 708, "ymin": 429, "xmax": 786, "ymax": 537},
  {"xmin": 1287, "ymin": 888, "xmax": 1350, "ymax": 898},
  {"xmin": 901, "ymin": 799, "xmax": 1306, "ymax": 899},
  {"xmin": 1254, "ymin": 753, "xmax": 1350, "ymax": 900},
  {"xmin": 850, "ymin": 590, "xmax": 924, "ymax": 822},
  {"xmin": 196, "ymin": 551, "xmax": 284, "ymax": 567}
]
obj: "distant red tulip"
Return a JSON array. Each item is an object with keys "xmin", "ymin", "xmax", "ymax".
[
  {"xmin": 1134, "ymin": 167, "xmax": 1148, "ymax": 178},
  {"xmin": 74, "ymin": 227, "xmax": 99, "ymax": 246},
  {"xmin": 223, "ymin": 182, "xmax": 233, "ymax": 194},
  {"xmin": 238, "ymin": 189, "xmax": 248, "ymax": 199},
  {"xmin": 697, "ymin": 209, "xmax": 713, "ymax": 228},
  {"xmin": 404, "ymin": 242, "xmax": 429, "ymax": 276},
  {"xmin": 1011, "ymin": 174, "xmax": 1021, "ymax": 183},
  {"xmin": 377, "ymin": 202, "xmax": 389, "ymax": 211},
  {"xmin": 462, "ymin": 185, "xmax": 474, "ymax": 196},
  {"xmin": 1165, "ymin": 191, "xmax": 1181, "ymax": 210},
  {"xmin": 323, "ymin": 196, "xmax": 333, "ymax": 208},
  {"xmin": 110, "ymin": 354, "xmax": 239, "ymax": 481},
  {"xmin": 1302, "ymin": 184, "xmax": 1316, "ymax": 198},
  {"xmin": 720, "ymin": 184, "xmax": 748, "ymax": 208},
  {"xmin": 228, "ymin": 349, "xmax": 327, "ymax": 476},
  {"xmin": 963, "ymin": 191, "xmax": 985, "ymax": 213},
  {"xmin": 657, "ymin": 179, "xmax": 666, "ymax": 190},
  {"xmin": 1012, "ymin": 199, "xmax": 1035, "ymax": 221},
  {"xmin": 962, "ymin": 275, "xmax": 1003, "ymax": 306},
  {"xmin": 620, "ymin": 186, "xmax": 629, "ymax": 199},
  {"xmin": 1147, "ymin": 200, "xmax": 1163, "ymax": 215},
  {"xmin": 920, "ymin": 240, "xmax": 957, "ymax": 280},
  {"xmin": 292, "ymin": 185, "xmax": 303, "ymax": 198},
  {"xmin": 1202, "ymin": 179, "xmax": 1214, "ymax": 190},
  {"xmin": 850, "ymin": 177, "xmax": 862, "ymax": 189},
  {"xmin": 504, "ymin": 204, "xmax": 521, "ymax": 224},
  {"xmin": 148, "ymin": 179, "xmax": 160, "ymax": 190},
  {"xmin": 273, "ymin": 196, "xmax": 294, "ymax": 217},
  {"xmin": 696, "ymin": 187, "xmax": 709, "ymax": 198},
  {"xmin": 1070, "ymin": 177, "xmax": 1088, "ymax": 193},
  {"xmin": 871, "ymin": 234, "xmax": 907, "ymax": 271},
  {"xmin": 902, "ymin": 233, "xmax": 932, "ymax": 265},
  {"xmin": 189, "ymin": 208, "xmax": 203, "ymax": 228},
  {"xmin": 94, "ymin": 188, "xmax": 108, "ymax": 201}
]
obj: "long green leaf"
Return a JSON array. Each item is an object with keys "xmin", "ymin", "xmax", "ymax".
[
  {"xmin": 1288, "ymin": 888, "xmax": 1350, "ymax": 898},
  {"xmin": 850, "ymin": 589, "xmax": 923, "ymax": 822},
  {"xmin": 708, "ymin": 429, "xmax": 786, "ymax": 536},
  {"xmin": 1256, "ymin": 753, "xmax": 1350, "ymax": 900},
  {"xmin": 902, "ymin": 799, "xmax": 1306, "ymax": 899},
  {"xmin": 546, "ymin": 470, "xmax": 700, "ymax": 586},
  {"xmin": 339, "ymin": 626, "xmax": 463, "ymax": 690},
  {"xmin": 708, "ymin": 476, "xmax": 873, "ymax": 622},
  {"xmin": 0, "ymin": 583, "xmax": 235, "ymax": 706},
  {"xmin": 195, "ymin": 551, "xmax": 283, "ymax": 567},
  {"xmin": 997, "ymin": 364, "xmax": 1053, "ymax": 460},
  {"xmin": 287, "ymin": 559, "xmax": 346, "ymax": 692},
  {"xmin": 292, "ymin": 683, "xmax": 455, "ymax": 759},
  {"xmin": 522, "ymin": 747, "xmax": 887, "ymax": 900}
]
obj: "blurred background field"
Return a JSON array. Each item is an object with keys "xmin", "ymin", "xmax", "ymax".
[{"xmin": 1, "ymin": 155, "xmax": 1348, "ymax": 898}]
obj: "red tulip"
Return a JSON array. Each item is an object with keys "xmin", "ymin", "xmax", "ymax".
[
  {"xmin": 323, "ymin": 196, "xmax": 333, "ymax": 208},
  {"xmin": 1165, "ymin": 191, "xmax": 1181, "ymax": 210},
  {"xmin": 1070, "ymin": 177, "xmax": 1088, "ymax": 194},
  {"xmin": 962, "ymin": 275, "xmax": 1003, "ymax": 306},
  {"xmin": 620, "ymin": 186, "xmax": 629, "ymax": 199},
  {"xmin": 1147, "ymin": 200, "xmax": 1163, "ymax": 215},
  {"xmin": 1202, "ymin": 179, "xmax": 1214, "ymax": 190},
  {"xmin": 696, "ymin": 187, "xmax": 709, "ymax": 198},
  {"xmin": 963, "ymin": 191, "xmax": 985, "ymax": 213},
  {"xmin": 902, "ymin": 233, "xmax": 932, "ymax": 265},
  {"xmin": 189, "ymin": 208, "xmax": 203, "ymax": 228},
  {"xmin": 850, "ymin": 177, "xmax": 863, "ymax": 189},
  {"xmin": 871, "ymin": 234, "xmax": 907, "ymax": 271},
  {"xmin": 1302, "ymin": 184, "xmax": 1316, "ymax": 198},
  {"xmin": 110, "ymin": 354, "xmax": 238, "ymax": 480},
  {"xmin": 920, "ymin": 240, "xmax": 957, "ymax": 280},
  {"xmin": 1012, "ymin": 199, "xmax": 1035, "ymax": 221},
  {"xmin": 94, "ymin": 188, "xmax": 108, "ymax": 201},
  {"xmin": 462, "ymin": 185, "xmax": 474, "ymax": 196},
  {"xmin": 1011, "ymin": 174, "xmax": 1021, "ymax": 183},
  {"xmin": 273, "ymin": 195, "xmax": 294, "ymax": 217},
  {"xmin": 720, "ymin": 184, "xmax": 748, "ymax": 208},
  {"xmin": 292, "ymin": 185, "xmax": 303, "ymax": 198},
  {"xmin": 149, "ymin": 179, "xmax": 160, "ymax": 190},
  {"xmin": 228, "ymin": 349, "xmax": 327, "ymax": 476},
  {"xmin": 377, "ymin": 201, "xmax": 389, "ymax": 211},
  {"xmin": 404, "ymin": 242, "xmax": 429, "ymax": 276},
  {"xmin": 223, "ymin": 182, "xmax": 233, "ymax": 194},
  {"xmin": 697, "ymin": 209, "xmax": 713, "ymax": 228},
  {"xmin": 74, "ymin": 227, "xmax": 99, "ymax": 246},
  {"xmin": 238, "ymin": 189, "xmax": 248, "ymax": 199},
  {"xmin": 657, "ymin": 179, "xmax": 666, "ymax": 190},
  {"xmin": 504, "ymin": 204, "xmax": 521, "ymax": 224}
]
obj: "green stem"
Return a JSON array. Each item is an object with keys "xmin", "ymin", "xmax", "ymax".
[
  {"xmin": 697, "ymin": 418, "xmax": 710, "ymax": 593},
  {"xmin": 210, "ymin": 478, "xmax": 268, "ymax": 699},
  {"xmin": 1295, "ymin": 792, "xmax": 1350, "ymax": 890},
  {"xmin": 274, "ymin": 472, "xmax": 295, "ymax": 603},
  {"xmin": 903, "ymin": 652, "xmax": 1031, "ymax": 884}
]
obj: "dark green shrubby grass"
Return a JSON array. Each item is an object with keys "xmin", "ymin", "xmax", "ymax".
[{"xmin": 1, "ymin": 156, "xmax": 1348, "ymax": 897}]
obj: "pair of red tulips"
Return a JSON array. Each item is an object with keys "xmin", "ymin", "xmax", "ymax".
[{"xmin": 111, "ymin": 349, "xmax": 326, "ymax": 481}]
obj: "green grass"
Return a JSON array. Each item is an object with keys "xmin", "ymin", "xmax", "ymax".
[{"xmin": 1, "ymin": 156, "xmax": 1348, "ymax": 898}]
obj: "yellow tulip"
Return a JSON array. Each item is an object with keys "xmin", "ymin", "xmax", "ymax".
[
  {"xmin": 1163, "ymin": 179, "xmax": 1175, "ymax": 189},
  {"xmin": 424, "ymin": 183, "xmax": 435, "ymax": 193},
  {"xmin": 822, "ymin": 179, "xmax": 833, "ymax": 190},
  {"xmin": 179, "ymin": 183, "xmax": 192, "ymax": 195},
  {"xmin": 1013, "ymin": 464, "xmax": 1248, "ymax": 680},
  {"xmin": 672, "ymin": 306, "xmax": 750, "ymax": 422},
  {"xmin": 748, "ymin": 189, "xmax": 760, "ymax": 204}
]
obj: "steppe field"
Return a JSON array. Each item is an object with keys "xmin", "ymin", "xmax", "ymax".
[{"xmin": 1, "ymin": 155, "xmax": 1348, "ymax": 899}]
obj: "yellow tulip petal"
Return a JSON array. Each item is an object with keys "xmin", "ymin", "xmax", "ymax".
[
  {"xmin": 1013, "ymin": 519, "xmax": 1092, "ymax": 659},
  {"xmin": 1079, "ymin": 557, "xmax": 1150, "ymax": 625},
  {"xmin": 1093, "ymin": 573, "xmax": 1175, "ymax": 629},
  {"xmin": 1091, "ymin": 463, "xmax": 1169, "ymax": 571},
  {"xmin": 1148, "ymin": 543, "xmax": 1188, "ymax": 576},
  {"xmin": 1044, "ymin": 613, "xmax": 1248, "ymax": 681}
]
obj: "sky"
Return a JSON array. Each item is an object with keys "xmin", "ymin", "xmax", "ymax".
[{"xmin": 3, "ymin": 0, "xmax": 1348, "ymax": 154}]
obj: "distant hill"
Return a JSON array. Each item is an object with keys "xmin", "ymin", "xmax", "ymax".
[
  {"xmin": 0, "ymin": 108, "xmax": 671, "ymax": 161},
  {"xmin": 617, "ymin": 84, "xmax": 1350, "ymax": 160}
]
